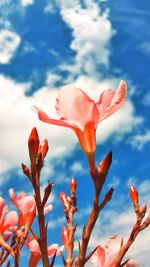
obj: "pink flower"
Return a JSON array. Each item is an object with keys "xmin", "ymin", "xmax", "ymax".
[
  {"xmin": 34, "ymin": 81, "xmax": 127, "ymax": 159},
  {"xmin": 91, "ymin": 235, "xmax": 139, "ymax": 267},
  {"xmin": 9, "ymin": 189, "xmax": 52, "ymax": 227},
  {"xmin": 26, "ymin": 235, "xmax": 61, "ymax": 267},
  {"xmin": 0, "ymin": 197, "xmax": 18, "ymax": 255},
  {"xmin": 0, "ymin": 197, "xmax": 18, "ymax": 234}
]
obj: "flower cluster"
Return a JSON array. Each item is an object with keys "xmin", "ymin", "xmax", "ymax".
[{"xmin": 0, "ymin": 81, "xmax": 150, "ymax": 267}]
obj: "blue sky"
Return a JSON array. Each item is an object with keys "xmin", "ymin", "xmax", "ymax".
[{"xmin": 0, "ymin": 0, "xmax": 150, "ymax": 266}]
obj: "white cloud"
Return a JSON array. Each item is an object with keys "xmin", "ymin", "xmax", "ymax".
[
  {"xmin": 141, "ymin": 92, "xmax": 150, "ymax": 106},
  {"xmin": 22, "ymin": 41, "xmax": 37, "ymax": 54},
  {"xmin": 0, "ymin": 29, "xmax": 21, "ymax": 64},
  {"xmin": 70, "ymin": 162, "xmax": 84, "ymax": 173},
  {"xmin": 57, "ymin": 0, "xmax": 114, "ymax": 77},
  {"xmin": 129, "ymin": 130, "xmax": 150, "ymax": 150},
  {"xmin": 0, "ymin": 74, "xmax": 76, "ymax": 175},
  {"xmin": 45, "ymin": 72, "xmax": 61, "ymax": 87},
  {"xmin": 44, "ymin": 2, "xmax": 56, "ymax": 14},
  {"xmin": 48, "ymin": 215, "xmax": 66, "ymax": 228},
  {"xmin": 20, "ymin": 0, "xmax": 34, "ymax": 7}
]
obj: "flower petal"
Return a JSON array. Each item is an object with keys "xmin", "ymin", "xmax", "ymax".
[
  {"xmin": 3, "ymin": 211, "xmax": 18, "ymax": 232},
  {"xmin": 9, "ymin": 188, "xmax": 19, "ymax": 208},
  {"xmin": 47, "ymin": 244, "xmax": 59, "ymax": 257},
  {"xmin": 33, "ymin": 106, "xmax": 74, "ymax": 128},
  {"xmin": 91, "ymin": 246, "xmax": 105, "ymax": 267},
  {"xmin": 104, "ymin": 235, "xmax": 122, "ymax": 266},
  {"xmin": 18, "ymin": 196, "xmax": 35, "ymax": 215},
  {"xmin": 55, "ymin": 85, "xmax": 99, "ymax": 129},
  {"xmin": 97, "ymin": 80, "xmax": 127, "ymax": 121}
]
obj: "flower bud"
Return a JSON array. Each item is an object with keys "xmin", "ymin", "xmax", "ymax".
[
  {"xmin": 28, "ymin": 127, "xmax": 39, "ymax": 166},
  {"xmin": 62, "ymin": 226, "xmax": 69, "ymax": 249},
  {"xmin": 98, "ymin": 151, "xmax": 112, "ymax": 173},
  {"xmin": 60, "ymin": 192, "xmax": 70, "ymax": 209},
  {"xmin": 70, "ymin": 178, "xmax": 77, "ymax": 193},
  {"xmin": 39, "ymin": 139, "xmax": 49, "ymax": 159},
  {"xmin": 22, "ymin": 163, "xmax": 31, "ymax": 178},
  {"xmin": 130, "ymin": 185, "xmax": 139, "ymax": 206}
]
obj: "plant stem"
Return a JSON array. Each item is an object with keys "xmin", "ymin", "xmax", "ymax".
[
  {"xmin": 34, "ymin": 173, "xmax": 49, "ymax": 267},
  {"xmin": 76, "ymin": 189, "xmax": 100, "ymax": 267}
]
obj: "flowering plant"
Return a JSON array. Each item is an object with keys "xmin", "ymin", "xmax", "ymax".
[{"xmin": 0, "ymin": 81, "xmax": 150, "ymax": 267}]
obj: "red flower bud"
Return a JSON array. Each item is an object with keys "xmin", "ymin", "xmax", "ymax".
[
  {"xmin": 98, "ymin": 151, "xmax": 112, "ymax": 173},
  {"xmin": 60, "ymin": 192, "xmax": 70, "ymax": 209},
  {"xmin": 28, "ymin": 127, "xmax": 39, "ymax": 166},
  {"xmin": 70, "ymin": 178, "xmax": 77, "ymax": 192},
  {"xmin": 130, "ymin": 185, "xmax": 139, "ymax": 206},
  {"xmin": 39, "ymin": 139, "xmax": 49, "ymax": 159},
  {"xmin": 62, "ymin": 226, "xmax": 69, "ymax": 249}
]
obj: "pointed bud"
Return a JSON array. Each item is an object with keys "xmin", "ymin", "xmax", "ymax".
[
  {"xmin": 28, "ymin": 127, "xmax": 40, "ymax": 166},
  {"xmin": 105, "ymin": 187, "xmax": 114, "ymax": 202},
  {"xmin": 62, "ymin": 226, "xmax": 69, "ymax": 249},
  {"xmin": 22, "ymin": 163, "xmax": 31, "ymax": 179},
  {"xmin": 130, "ymin": 185, "xmax": 139, "ymax": 206},
  {"xmin": 70, "ymin": 178, "xmax": 77, "ymax": 193},
  {"xmin": 98, "ymin": 151, "xmax": 112, "ymax": 173},
  {"xmin": 60, "ymin": 192, "xmax": 70, "ymax": 209},
  {"xmin": 39, "ymin": 139, "xmax": 49, "ymax": 159},
  {"xmin": 42, "ymin": 182, "xmax": 54, "ymax": 207},
  {"xmin": 139, "ymin": 203, "xmax": 147, "ymax": 218}
]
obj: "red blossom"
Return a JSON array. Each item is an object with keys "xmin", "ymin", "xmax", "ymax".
[
  {"xmin": 9, "ymin": 189, "xmax": 52, "ymax": 228},
  {"xmin": 0, "ymin": 197, "xmax": 18, "ymax": 256},
  {"xmin": 91, "ymin": 235, "xmax": 139, "ymax": 267},
  {"xmin": 34, "ymin": 81, "xmax": 127, "ymax": 160},
  {"xmin": 26, "ymin": 235, "xmax": 61, "ymax": 267}
]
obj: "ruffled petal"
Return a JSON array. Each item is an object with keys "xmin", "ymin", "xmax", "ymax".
[
  {"xmin": 97, "ymin": 80, "xmax": 127, "ymax": 121},
  {"xmin": 104, "ymin": 235, "xmax": 122, "ymax": 266},
  {"xmin": 0, "ymin": 197, "xmax": 5, "ymax": 218},
  {"xmin": 9, "ymin": 188, "xmax": 19, "ymax": 208},
  {"xmin": 3, "ymin": 211, "xmax": 18, "ymax": 232},
  {"xmin": 91, "ymin": 246, "xmax": 105, "ymax": 267},
  {"xmin": 33, "ymin": 106, "xmax": 74, "ymax": 128},
  {"xmin": 96, "ymin": 89, "xmax": 115, "ymax": 120},
  {"xmin": 18, "ymin": 196, "xmax": 35, "ymax": 215},
  {"xmin": 55, "ymin": 85, "xmax": 99, "ymax": 129},
  {"xmin": 47, "ymin": 244, "xmax": 59, "ymax": 257}
]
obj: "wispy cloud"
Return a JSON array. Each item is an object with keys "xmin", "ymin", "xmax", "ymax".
[
  {"xmin": 20, "ymin": 0, "xmax": 34, "ymax": 7},
  {"xmin": 128, "ymin": 130, "xmax": 150, "ymax": 150},
  {"xmin": 57, "ymin": 0, "xmax": 114, "ymax": 78},
  {"xmin": 0, "ymin": 29, "xmax": 21, "ymax": 64},
  {"xmin": 141, "ymin": 92, "xmax": 150, "ymax": 106}
]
